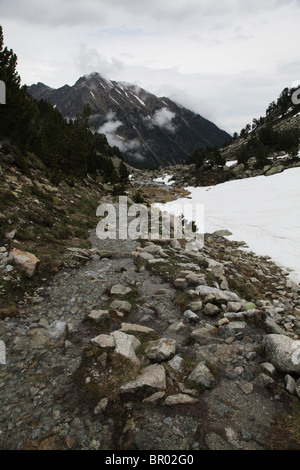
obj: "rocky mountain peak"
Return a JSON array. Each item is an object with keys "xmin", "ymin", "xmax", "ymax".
[{"xmin": 28, "ymin": 74, "xmax": 231, "ymax": 169}]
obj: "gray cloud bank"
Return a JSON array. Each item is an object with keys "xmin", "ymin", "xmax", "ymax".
[{"xmin": 1, "ymin": 0, "xmax": 300, "ymax": 134}]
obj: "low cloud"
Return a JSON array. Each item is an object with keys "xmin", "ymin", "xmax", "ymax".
[
  {"xmin": 76, "ymin": 44, "xmax": 123, "ymax": 80},
  {"xmin": 98, "ymin": 111, "xmax": 142, "ymax": 156},
  {"xmin": 151, "ymin": 108, "xmax": 176, "ymax": 132},
  {"xmin": 98, "ymin": 111, "xmax": 123, "ymax": 136}
]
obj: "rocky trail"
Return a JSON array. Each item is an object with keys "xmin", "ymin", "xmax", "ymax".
[{"xmin": 0, "ymin": 197, "xmax": 300, "ymax": 451}]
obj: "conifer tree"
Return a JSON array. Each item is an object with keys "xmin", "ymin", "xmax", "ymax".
[{"xmin": 0, "ymin": 25, "xmax": 37, "ymax": 150}]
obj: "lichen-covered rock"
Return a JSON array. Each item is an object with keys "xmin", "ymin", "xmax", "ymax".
[{"xmin": 10, "ymin": 248, "xmax": 40, "ymax": 277}]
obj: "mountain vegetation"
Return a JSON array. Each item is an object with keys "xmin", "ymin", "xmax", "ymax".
[{"xmin": 186, "ymin": 86, "xmax": 300, "ymax": 175}]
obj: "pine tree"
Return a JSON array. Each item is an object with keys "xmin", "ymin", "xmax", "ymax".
[
  {"xmin": 0, "ymin": 25, "xmax": 38, "ymax": 150},
  {"xmin": 119, "ymin": 160, "xmax": 129, "ymax": 182}
]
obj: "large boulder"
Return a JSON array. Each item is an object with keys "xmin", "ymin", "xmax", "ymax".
[
  {"xmin": 263, "ymin": 334, "xmax": 300, "ymax": 374},
  {"xmin": 10, "ymin": 248, "xmax": 40, "ymax": 277}
]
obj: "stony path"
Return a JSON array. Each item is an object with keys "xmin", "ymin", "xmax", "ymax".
[
  {"xmin": 0, "ymin": 228, "xmax": 183, "ymax": 449},
  {"xmin": 0, "ymin": 220, "xmax": 299, "ymax": 450}
]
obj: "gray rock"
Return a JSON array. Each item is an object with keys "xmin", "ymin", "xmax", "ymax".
[
  {"xmin": 285, "ymin": 374, "xmax": 296, "ymax": 394},
  {"xmin": 260, "ymin": 362, "xmax": 276, "ymax": 376},
  {"xmin": 120, "ymin": 364, "xmax": 166, "ymax": 393},
  {"xmin": 4, "ymin": 264, "xmax": 14, "ymax": 273},
  {"xmin": 213, "ymin": 230, "xmax": 233, "ymax": 237},
  {"xmin": 254, "ymin": 373, "xmax": 276, "ymax": 388},
  {"xmin": 143, "ymin": 391, "xmax": 165, "ymax": 404},
  {"xmin": 137, "ymin": 251, "xmax": 154, "ymax": 261},
  {"xmin": 174, "ymin": 278, "xmax": 188, "ymax": 290},
  {"xmin": 164, "ymin": 393, "xmax": 198, "ymax": 406},
  {"xmin": 6, "ymin": 230, "xmax": 16, "ymax": 239},
  {"xmin": 183, "ymin": 309, "xmax": 200, "ymax": 323},
  {"xmin": 227, "ymin": 301, "xmax": 243, "ymax": 313},
  {"xmin": 188, "ymin": 362, "xmax": 216, "ymax": 389},
  {"xmin": 110, "ymin": 284, "xmax": 132, "ymax": 295},
  {"xmin": 87, "ymin": 309, "xmax": 110, "ymax": 323},
  {"xmin": 147, "ymin": 258, "xmax": 167, "ymax": 265},
  {"xmin": 195, "ymin": 285, "xmax": 240, "ymax": 303},
  {"xmin": 187, "ymin": 300, "xmax": 203, "ymax": 312},
  {"xmin": 232, "ymin": 163, "xmax": 245, "ymax": 175},
  {"xmin": 266, "ymin": 165, "xmax": 284, "ymax": 176},
  {"xmin": 204, "ymin": 303, "xmax": 221, "ymax": 316},
  {"xmin": 186, "ymin": 272, "xmax": 206, "ymax": 287},
  {"xmin": 111, "ymin": 330, "xmax": 141, "ymax": 364},
  {"xmin": 239, "ymin": 382, "xmax": 254, "ymax": 395},
  {"xmin": 170, "ymin": 239, "xmax": 181, "ymax": 250},
  {"xmin": 27, "ymin": 328, "xmax": 51, "ymax": 349},
  {"xmin": 120, "ymin": 323, "xmax": 156, "ymax": 334},
  {"xmin": 296, "ymin": 379, "xmax": 300, "ymax": 399},
  {"xmin": 110, "ymin": 300, "xmax": 132, "ymax": 313},
  {"xmin": 94, "ymin": 397, "xmax": 109, "ymax": 415},
  {"xmin": 47, "ymin": 321, "xmax": 67, "ymax": 339},
  {"xmin": 90, "ymin": 334, "xmax": 115, "ymax": 349},
  {"xmin": 168, "ymin": 355, "xmax": 184, "ymax": 372},
  {"xmin": 145, "ymin": 338, "xmax": 176, "ymax": 362},
  {"xmin": 263, "ymin": 334, "xmax": 300, "ymax": 374},
  {"xmin": 265, "ymin": 317, "xmax": 288, "ymax": 335},
  {"xmin": 241, "ymin": 429, "xmax": 253, "ymax": 442},
  {"xmin": 190, "ymin": 327, "xmax": 213, "ymax": 345},
  {"xmin": 219, "ymin": 321, "xmax": 247, "ymax": 339},
  {"xmin": 141, "ymin": 244, "xmax": 162, "ymax": 254}
]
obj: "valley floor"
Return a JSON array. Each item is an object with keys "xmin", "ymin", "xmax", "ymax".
[{"xmin": 0, "ymin": 189, "xmax": 299, "ymax": 450}]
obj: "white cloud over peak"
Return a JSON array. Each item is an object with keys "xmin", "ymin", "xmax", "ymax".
[
  {"xmin": 98, "ymin": 111, "xmax": 141, "ymax": 155},
  {"xmin": 151, "ymin": 108, "xmax": 176, "ymax": 133}
]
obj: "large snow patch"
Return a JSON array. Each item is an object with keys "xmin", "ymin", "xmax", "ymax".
[{"xmin": 155, "ymin": 167, "xmax": 300, "ymax": 284}]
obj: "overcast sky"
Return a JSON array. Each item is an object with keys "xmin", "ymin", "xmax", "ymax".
[{"xmin": 1, "ymin": 0, "xmax": 300, "ymax": 134}]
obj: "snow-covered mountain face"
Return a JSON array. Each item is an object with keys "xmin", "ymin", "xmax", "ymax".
[{"xmin": 28, "ymin": 73, "xmax": 230, "ymax": 169}]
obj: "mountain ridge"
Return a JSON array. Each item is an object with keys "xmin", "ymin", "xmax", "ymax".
[{"xmin": 28, "ymin": 72, "xmax": 231, "ymax": 169}]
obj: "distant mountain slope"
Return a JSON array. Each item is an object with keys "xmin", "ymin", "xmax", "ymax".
[{"xmin": 28, "ymin": 73, "xmax": 230, "ymax": 169}]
